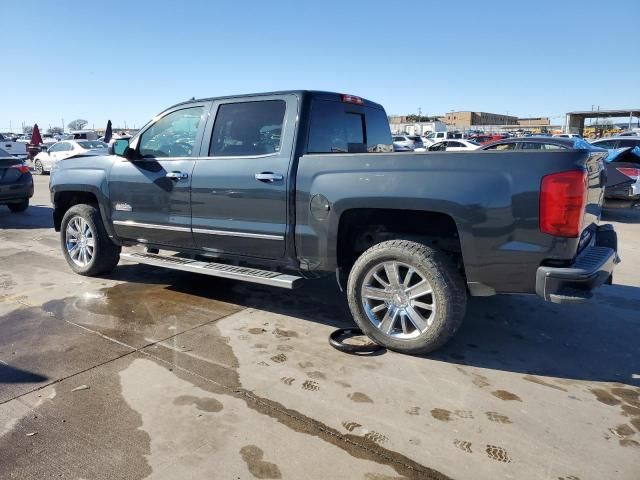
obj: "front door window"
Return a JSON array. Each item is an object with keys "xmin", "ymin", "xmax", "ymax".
[{"xmin": 138, "ymin": 107, "xmax": 204, "ymax": 158}]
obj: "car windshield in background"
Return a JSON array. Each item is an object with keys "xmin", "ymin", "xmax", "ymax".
[{"xmin": 77, "ymin": 141, "xmax": 107, "ymax": 150}]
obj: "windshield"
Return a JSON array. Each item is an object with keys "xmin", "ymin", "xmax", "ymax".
[{"xmin": 77, "ymin": 141, "xmax": 107, "ymax": 150}]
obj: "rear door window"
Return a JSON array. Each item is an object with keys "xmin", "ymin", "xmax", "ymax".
[
  {"xmin": 593, "ymin": 140, "xmax": 618, "ymax": 149},
  {"xmin": 521, "ymin": 142, "xmax": 567, "ymax": 150},
  {"xmin": 307, "ymin": 100, "xmax": 392, "ymax": 153},
  {"xmin": 619, "ymin": 139, "xmax": 640, "ymax": 148},
  {"xmin": 209, "ymin": 101, "xmax": 286, "ymax": 157},
  {"xmin": 483, "ymin": 143, "xmax": 516, "ymax": 151}
]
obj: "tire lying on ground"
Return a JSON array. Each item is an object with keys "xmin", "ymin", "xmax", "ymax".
[
  {"xmin": 347, "ymin": 239, "xmax": 467, "ymax": 355},
  {"xmin": 60, "ymin": 203, "xmax": 121, "ymax": 276}
]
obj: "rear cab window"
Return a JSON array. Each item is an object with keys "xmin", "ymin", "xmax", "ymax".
[{"xmin": 307, "ymin": 99, "xmax": 392, "ymax": 154}]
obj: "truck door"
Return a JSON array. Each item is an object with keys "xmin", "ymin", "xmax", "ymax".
[
  {"xmin": 109, "ymin": 104, "xmax": 208, "ymax": 249},
  {"xmin": 190, "ymin": 95, "xmax": 297, "ymax": 259}
]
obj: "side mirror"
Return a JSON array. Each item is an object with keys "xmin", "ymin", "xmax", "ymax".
[{"xmin": 110, "ymin": 138, "xmax": 137, "ymax": 160}]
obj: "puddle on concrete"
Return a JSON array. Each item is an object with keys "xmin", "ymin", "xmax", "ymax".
[
  {"xmin": 239, "ymin": 445, "xmax": 282, "ymax": 479},
  {"xmin": 0, "ymin": 356, "xmax": 152, "ymax": 479},
  {"xmin": 173, "ymin": 395, "xmax": 223, "ymax": 413},
  {"xmin": 430, "ymin": 409, "xmax": 452, "ymax": 422},
  {"xmin": 349, "ymin": 392, "xmax": 374, "ymax": 403},
  {"xmin": 491, "ymin": 390, "xmax": 522, "ymax": 402}
]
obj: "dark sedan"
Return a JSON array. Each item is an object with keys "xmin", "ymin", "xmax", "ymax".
[
  {"xmin": 481, "ymin": 137, "xmax": 640, "ymax": 209},
  {"xmin": 0, "ymin": 147, "xmax": 33, "ymax": 212}
]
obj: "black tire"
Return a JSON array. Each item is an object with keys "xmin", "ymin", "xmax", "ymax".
[
  {"xmin": 34, "ymin": 159, "xmax": 44, "ymax": 175},
  {"xmin": 60, "ymin": 204, "xmax": 121, "ymax": 276},
  {"xmin": 7, "ymin": 199, "xmax": 29, "ymax": 213},
  {"xmin": 347, "ymin": 239, "xmax": 467, "ymax": 355}
]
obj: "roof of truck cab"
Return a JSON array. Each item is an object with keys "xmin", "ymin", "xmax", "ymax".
[{"xmin": 165, "ymin": 90, "xmax": 385, "ymax": 111}]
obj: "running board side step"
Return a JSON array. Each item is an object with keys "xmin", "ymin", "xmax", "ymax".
[{"xmin": 120, "ymin": 252, "xmax": 304, "ymax": 289}]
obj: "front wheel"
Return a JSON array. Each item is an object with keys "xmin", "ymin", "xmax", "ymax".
[
  {"xmin": 34, "ymin": 159, "xmax": 44, "ymax": 175},
  {"xmin": 347, "ymin": 239, "xmax": 467, "ymax": 355},
  {"xmin": 60, "ymin": 204, "xmax": 121, "ymax": 275}
]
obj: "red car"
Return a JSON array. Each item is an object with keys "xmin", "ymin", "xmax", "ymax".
[{"xmin": 468, "ymin": 134, "xmax": 507, "ymax": 145}]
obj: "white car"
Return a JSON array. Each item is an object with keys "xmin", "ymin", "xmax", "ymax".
[
  {"xmin": 427, "ymin": 139, "xmax": 480, "ymax": 152},
  {"xmin": 32, "ymin": 140, "xmax": 107, "ymax": 174},
  {"xmin": 553, "ymin": 134, "xmax": 583, "ymax": 139},
  {"xmin": 422, "ymin": 131, "xmax": 463, "ymax": 146}
]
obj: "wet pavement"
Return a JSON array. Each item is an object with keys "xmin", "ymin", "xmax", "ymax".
[{"xmin": 1, "ymin": 176, "xmax": 639, "ymax": 479}]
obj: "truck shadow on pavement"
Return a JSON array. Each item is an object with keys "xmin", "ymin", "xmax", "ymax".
[
  {"xmin": 107, "ymin": 264, "xmax": 640, "ymax": 387},
  {"xmin": 0, "ymin": 364, "xmax": 48, "ymax": 384}
]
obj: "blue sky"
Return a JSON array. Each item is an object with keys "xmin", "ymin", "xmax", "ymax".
[{"xmin": 1, "ymin": 0, "xmax": 638, "ymax": 132}]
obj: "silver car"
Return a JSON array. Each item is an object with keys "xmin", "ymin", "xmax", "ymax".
[{"xmin": 392, "ymin": 135, "xmax": 425, "ymax": 152}]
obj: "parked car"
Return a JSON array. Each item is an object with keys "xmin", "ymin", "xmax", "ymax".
[
  {"xmin": 0, "ymin": 147, "xmax": 33, "ymax": 212},
  {"xmin": 553, "ymin": 133, "xmax": 583, "ymax": 139},
  {"xmin": 481, "ymin": 136, "xmax": 639, "ymax": 209},
  {"xmin": 68, "ymin": 130, "xmax": 99, "ymax": 140},
  {"xmin": 33, "ymin": 140, "xmax": 108, "ymax": 175},
  {"xmin": 0, "ymin": 132, "xmax": 28, "ymax": 158},
  {"xmin": 393, "ymin": 135, "xmax": 424, "ymax": 152},
  {"xmin": 422, "ymin": 131, "xmax": 463, "ymax": 146},
  {"xmin": 600, "ymin": 146, "xmax": 640, "ymax": 209},
  {"xmin": 41, "ymin": 134, "xmax": 59, "ymax": 145},
  {"xmin": 468, "ymin": 134, "xmax": 507, "ymax": 145},
  {"xmin": 50, "ymin": 90, "xmax": 618, "ymax": 355},
  {"xmin": 427, "ymin": 139, "xmax": 480, "ymax": 152},
  {"xmin": 591, "ymin": 136, "xmax": 640, "ymax": 150}
]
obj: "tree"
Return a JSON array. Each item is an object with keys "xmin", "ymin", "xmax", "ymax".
[
  {"xmin": 405, "ymin": 114, "xmax": 439, "ymax": 123},
  {"xmin": 68, "ymin": 119, "xmax": 88, "ymax": 131},
  {"xmin": 22, "ymin": 125, "xmax": 33, "ymax": 134},
  {"xmin": 47, "ymin": 126, "xmax": 63, "ymax": 135}
]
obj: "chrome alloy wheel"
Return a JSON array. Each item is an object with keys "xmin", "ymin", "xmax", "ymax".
[
  {"xmin": 361, "ymin": 261, "xmax": 436, "ymax": 339},
  {"xmin": 65, "ymin": 216, "xmax": 95, "ymax": 267}
]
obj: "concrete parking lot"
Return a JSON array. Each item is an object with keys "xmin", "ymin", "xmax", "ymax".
[{"xmin": 1, "ymin": 176, "xmax": 639, "ymax": 480}]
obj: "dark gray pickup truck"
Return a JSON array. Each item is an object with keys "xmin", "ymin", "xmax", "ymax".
[{"xmin": 50, "ymin": 91, "xmax": 619, "ymax": 354}]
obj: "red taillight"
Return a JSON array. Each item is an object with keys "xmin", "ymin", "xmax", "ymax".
[
  {"xmin": 540, "ymin": 170, "xmax": 587, "ymax": 237},
  {"xmin": 10, "ymin": 164, "xmax": 30, "ymax": 174},
  {"xmin": 341, "ymin": 94, "xmax": 364, "ymax": 105},
  {"xmin": 616, "ymin": 167, "xmax": 640, "ymax": 180}
]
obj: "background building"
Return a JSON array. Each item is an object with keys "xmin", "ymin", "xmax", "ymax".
[
  {"xmin": 518, "ymin": 117, "xmax": 550, "ymax": 126},
  {"xmin": 442, "ymin": 111, "xmax": 519, "ymax": 128}
]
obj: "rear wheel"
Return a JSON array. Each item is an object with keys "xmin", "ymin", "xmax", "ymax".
[
  {"xmin": 347, "ymin": 239, "xmax": 467, "ymax": 354},
  {"xmin": 60, "ymin": 204, "xmax": 120, "ymax": 275},
  {"xmin": 34, "ymin": 159, "xmax": 44, "ymax": 175},
  {"xmin": 8, "ymin": 199, "xmax": 29, "ymax": 213}
]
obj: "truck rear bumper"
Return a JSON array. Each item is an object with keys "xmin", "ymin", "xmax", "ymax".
[{"xmin": 535, "ymin": 226, "xmax": 619, "ymax": 304}]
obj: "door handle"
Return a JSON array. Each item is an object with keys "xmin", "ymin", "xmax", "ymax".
[
  {"xmin": 166, "ymin": 171, "xmax": 189, "ymax": 180},
  {"xmin": 255, "ymin": 172, "xmax": 284, "ymax": 182}
]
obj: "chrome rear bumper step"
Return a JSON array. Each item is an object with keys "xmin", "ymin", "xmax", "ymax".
[{"xmin": 120, "ymin": 252, "xmax": 304, "ymax": 289}]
